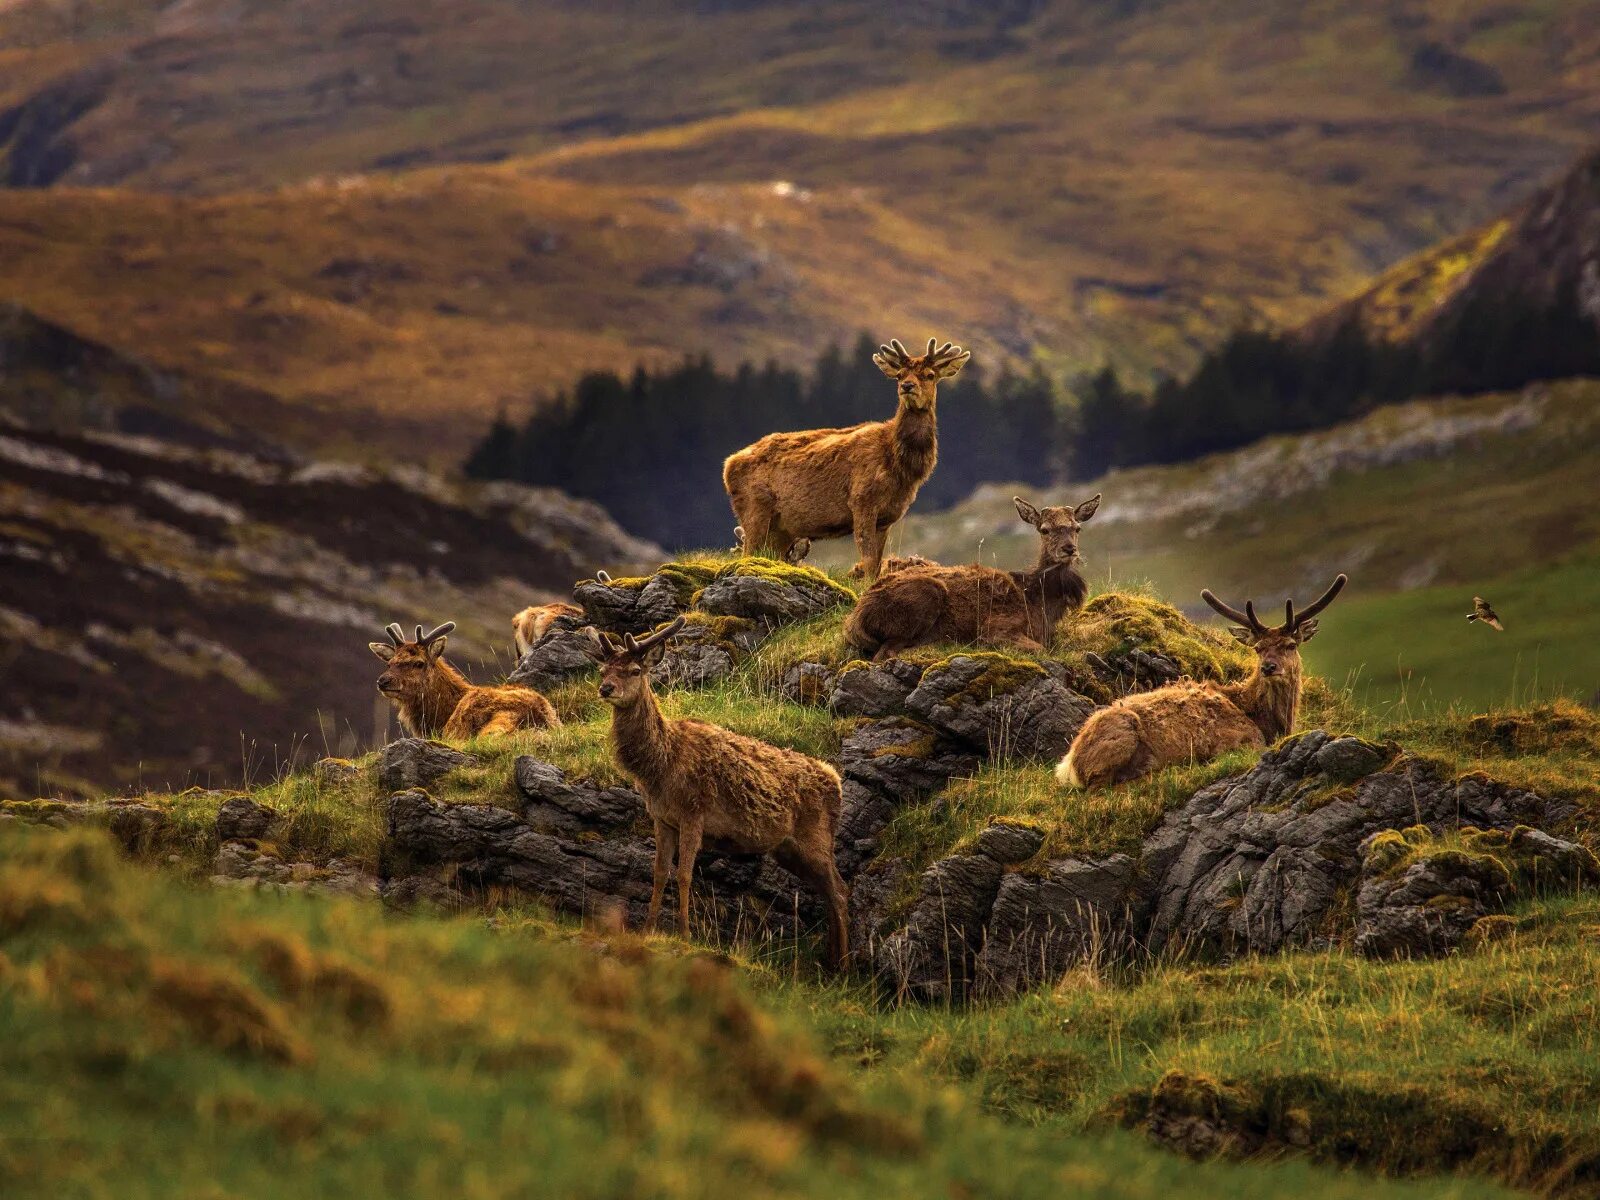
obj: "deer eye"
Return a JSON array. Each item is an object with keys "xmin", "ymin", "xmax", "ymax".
[{"xmin": 628, "ymin": 666, "xmax": 642, "ymax": 676}]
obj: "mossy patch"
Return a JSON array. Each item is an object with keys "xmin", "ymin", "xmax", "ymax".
[
  {"xmin": 922, "ymin": 652, "xmax": 1047, "ymax": 705},
  {"xmin": 1056, "ymin": 590, "xmax": 1254, "ymax": 683},
  {"xmin": 1364, "ymin": 825, "xmax": 1600, "ymax": 895},
  {"xmin": 716, "ymin": 557, "xmax": 858, "ymax": 604}
]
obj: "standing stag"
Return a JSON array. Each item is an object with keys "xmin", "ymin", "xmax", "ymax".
[
  {"xmin": 843, "ymin": 494, "xmax": 1099, "ymax": 660},
  {"xmin": 588, "ymin": 617, "xmax": 850, "ymax": 967},
  {"xmin": 723, "ymin": 337, "xmax": 970, "ymax": 580},
  {"xmin": 370, "ymin": 622, "xmax": 559, "ymax": 739},
  {"xmin": 1057, "ymin": 575, "xmax": 1347, "ymax": 788}
]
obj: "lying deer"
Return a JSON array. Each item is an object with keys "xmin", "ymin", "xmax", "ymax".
[
  {"xmin": 587, "ymin": 617, "xmax": 850, "ymax": 967},
  {"xmin": 724, "ymin": 337, "xmax": 969, "ymax": 580},
  {"xmin": 843, "ymin": 494, "xmax": 1098, "ymax": 660},
  {"xmin": 1057, "ymin": 575, "xmax": 1347, "ymax": 788},
  {"xmin": 370, "ymin": 622, "xmax": 559, "ymax": 739},
  {"xmin": 512, "ymin": 603, "xmax": 584, "ymax": 656}
]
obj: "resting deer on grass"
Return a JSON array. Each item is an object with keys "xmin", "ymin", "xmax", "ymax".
[
  {"xmin": 1057, "ymin": 575, "xmax": 1347, "ymax": 788},
  {"xmin": 512, "ymin": 603, "xmax": 584, "ymax": 656},
  {"xmin": 724, "ymin": 337, "xmax": 969, "ymax": 580},
  {"xmin": 370, "ymin": 622, "xmax": 559, "ymax": 740},
  {"xmin": 843, "ymin": 494, "xmax": 1098, "ymax": 660},
  {"xmin": 587, "ymin": 617, "xmax": 850, "ymax": 967}
]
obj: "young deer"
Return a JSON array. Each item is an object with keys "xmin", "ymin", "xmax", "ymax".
[
  {"xmin": 588, "ymin": 617, "xmax": 850, "ymax": 967},
  {"xmin": 1057, "ymin": 575, "xmax": 1347, "ymax": 788},
  {"xmin": 512, "ymin": 603, "xmax": 584, "ymax": 656},
  {"xmin": 370, "ymin": 622, "xmax": 559, "ymax": 740},
  {"xmin": 723, "ymin": 337, "xmax": 969, "ymax": 580},
  {"xmin": 843, "ymin": 494, "xmax": 1099, "ymax": 661}
]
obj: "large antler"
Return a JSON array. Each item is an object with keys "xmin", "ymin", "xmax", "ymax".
[
  {"xmin": 1201, "ymin": 588, "xmax": 1265, "ymax": 635},
  {"xmin": 873, "ymin": 338, "xmax": 914, "ymax": 373},
  {"xmin": 1284, "ymin": 574, "xmax": 1347, "ymax": 633},
  {"xmin": 383, "ymin": 623, "xmax": 406, "ymax": 647},
  {"xmin": 924, "ymin": 338, "xmax": 969, "ymax": 373},
  {"xmin": 418, "ymin": 621, "xmax": 456, "ymax": 647},
  {"xmin": 621, "ymin": 615, "xmax": 686, "ymax": 657}
]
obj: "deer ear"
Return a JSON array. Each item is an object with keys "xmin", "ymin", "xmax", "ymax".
[
  {"xmin": 1229, "ymin": 626, "xmax": 1255, "ymax": 646},
  {"xmin": 936, "ymin": 350, "xmax": 970, "ymax": 379},
  {"xmin": 872, "ymin": 352, "xmax": 901, "ymax": 379},
  {"xmin": 369, "ymin": 642, "xmax": 396, "ymax": 661},
  {"xmin": 1295, "ymin": 619, "xmax": 1320, "ymax": 644},
  {"xmin": 642, "ymin": 639, "xmax": 670, "ymax": 668},
  {"xmin": 1013, "ymin": 497, "xmax": 1042, "ymax": 527},
  {"xmin": 426, "ymin": 635, "xmax": 448, "ymax": 660},
  {"xmin": 1074, "ymin": 493, "xmax": 1102, "ymax": 522}
]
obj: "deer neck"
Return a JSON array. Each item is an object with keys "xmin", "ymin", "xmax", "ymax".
[
  {"xmin": 406, "ymin": 661, "xmax": 471, "ymax": 737},
  {"xmin": 1011, "ymin": 557, "xmax": 1088, "ymax": 641},
  {"xmin": 889, "ymin": 402, "xmax": 937, "ymax": 483},
  {"xmin": 610, "ymin": 686, "xmax": 673, "ymax": 792},
  {"xmin": 1225, "ymin": 668, "xmax": 1301, "ymax": 743}
]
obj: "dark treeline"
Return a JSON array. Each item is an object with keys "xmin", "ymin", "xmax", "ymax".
[
  {"xmin": 466, "ymin": 285, "xmax": 1600, "ymax": 548},
  {"xmin": 465, "ymin": 333, "xmax": 1059, "ymax": 549}
]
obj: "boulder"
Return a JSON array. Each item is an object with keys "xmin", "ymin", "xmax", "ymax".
[
  {"xmin": 508, "ymin": 616, "xmax": 600, "ymax": 690},
  {"xmin": 211, "ymin": 842, "xmax": 380, "ymax": 899},
  {"xmin": 575, "ymin": 571, "xmax": 695, "ymax": 634},
  {"xmin": 876, "ymin": 850, "xmax": 1005, "ymax": 1003},
  {"xmin": 836, "ymin": 718, "xmax": 982, "ymax": 803},
  {"xmin": 780, "ymin": 662, "xmax": 834, "ymax": 707},
  {"xmin": 828, "ymin": 659, "xmax": 924, "ymax": 718},
  {"xmin": 904, "ymin": 653, "xmax": 1096, "ymax": 761},
  {"xmin": 313, "ymin": 757, "xmax": 362, "ymax": 785},
  {"xmin": 215, "ymin": 796, "xmax": 276, "ymax": 842},
  {"xmin": 515, "ymin": 757, "xmax": 643, "ymax": 835},
  {"xmin": 379, "ymin": 738, "xmax": 479, "ymax": 793},
  {"xmin": 1, "ymin": 796, "xmax": 170, "ymax": 852},
  {"xmin": 695, "ymin": 563, "xmax": 853, "ymax": 626}
]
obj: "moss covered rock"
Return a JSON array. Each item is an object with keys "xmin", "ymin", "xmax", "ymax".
[
  {"xmin": 905, "ymin": 653, "xmax": 1096, "ymax": 762},
  {"xmin": 695, "ymin": 558, "xmax": 856, "ymax": 626}
]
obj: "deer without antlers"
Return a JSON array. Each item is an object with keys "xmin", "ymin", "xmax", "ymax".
[
  {"xmin": 512, "ymin": 603, "xmax": 584, "ymax": 656},
  {"xmin": 723, "ymin": 337, "xmax": 970, "ymax": 580},
  {"xmin": 587, "ymin": 617, "xmax": 850, "ymax": 967},
  {"xmin": 1056, "ymin": 575, "xmax": 1347, "ymax": 788},
  {"xmin": 843, "ymin": 494, "xmax": 1099, "ymax": 660},
  {"xmin": 370, "ymin": 622, "xmax": 559, "ymax": 740}
]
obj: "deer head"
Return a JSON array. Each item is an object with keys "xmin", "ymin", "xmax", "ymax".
[
  {"xmin": 872, "ymin": 337, "xmax": 970, "ymax": 412},
  {"xmin": 1013, "ymin": 493, "xmax": 1101, "ymax": 565},
  {"xmin": 589, "ymin": 616, "xmax": 685, "ymax": 707},
  {"xmin": 369, "ymin": 621, "xmax": 456, "ymax": 699},
  {"xmin": 1201, "ymin": 575, "xmax": 1347, "ymax": 681}
]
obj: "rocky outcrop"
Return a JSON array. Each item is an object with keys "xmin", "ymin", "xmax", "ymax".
[
  {"xmin": 904, "ymin": 654, "xmax": 1096, "ymax": 762},
  {"xmin": 215, "ymin": 796, "xmax": 277, "ymax": 842},
  {"xmin": 211, "ymin": 840, "xmax": 381, "ymax": 899},
  {"xmin": 696, "ymin": 564, "xmax": 852, "ymax": 626},
  {"xmin": 575, "ymin": 572, "xmax": 695, "ymax": 634},
  {"xmin": 508, "ymin": 614, "xmax": 600, "ymax": 690},
  {"xmin": 379, "ymin": 739, "xmax": 479, "ymax": 793},
  {"xmin": 829, "ymin": 660, "xmax": 924, "ymax": 718},
  {"xmin": 864, "ymin": 729, "xmax": 1585, "ymax": 1001},
  {"xmin": 781, "ymin": 661, "xmax": 834, "ymax": 706}
]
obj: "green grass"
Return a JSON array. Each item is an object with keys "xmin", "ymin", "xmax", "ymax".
[{"xmin": 0, "ymin": 822, "xmax": 1517, "ymax": 1200}]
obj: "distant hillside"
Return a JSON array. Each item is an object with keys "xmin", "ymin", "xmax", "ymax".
[
  {"xmin": 1, "ymin": 0, "xmax": 1598, "ymax": 456},
  {"xmin": 0, "ymin": 416, "xmax": 659, "ymax": 798}
]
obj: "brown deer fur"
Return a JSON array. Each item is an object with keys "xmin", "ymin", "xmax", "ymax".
[
  {"xmin": 369, "ymin": 622, "xmax": 559, "ymax": 740},
  {"xmin": 1057, "ymin": 575, "xmax": 1347, "ymax": 788},
  {"xmin": 588, "ymin": 617, "xmax": 850, "ymax": 967},
  {"xmin": 512, "ymin": 603, "xmax": 584, "ymax": 656},
  {"xmin": 732, "ymin": 526, "xmax": 812, "ymax": 565},
  {"xmin": 723, "ymin": 337, "xmax": 969, "ymax": 580},
  {"xmin": 843, "ymin": 494, "xmax": 1098, "ymax": 660}
]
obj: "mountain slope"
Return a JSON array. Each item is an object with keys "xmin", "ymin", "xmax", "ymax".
[
  {"xmin": 0, "ymin": 415, "xmax": 658, "ymax": 798},
  {"xmin": 1, "ymin": 0, "xmax": 1597, "ymax": 454}
]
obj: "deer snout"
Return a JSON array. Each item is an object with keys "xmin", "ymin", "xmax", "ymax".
[
  {"xmin": 598, "ymin": 681, "xmax": 615, "ymax": 698},
  {"xmin": 1260, "ymin": 661, "xmax": 1279, "ymax": 676},
  {"xmin": 899, "ymin": 379, "xmax": 916, "ymax": 394}
]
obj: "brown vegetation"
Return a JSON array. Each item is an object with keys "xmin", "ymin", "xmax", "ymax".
[
  {"xmin": 1058, "ymin": 575, "xmax": 1346, "ymax": 788},
  {"xmin": 369, "ymin": 622, "xmax": 558, "ymax": 739},
  {"xmin": 843, "ymin": 494, "xmax": 1098, "ymax": 660},
  {"xmin": 724, "ymin": 338, "xmax": 968, "ymax": 580},
  {"xmin": 588, "ymin": 617, "xmax": 849, "ymax": 967}
]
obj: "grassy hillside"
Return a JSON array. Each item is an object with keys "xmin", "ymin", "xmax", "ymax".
[
  {"xmin": 1, "ymin": 820, "xmax": 1528, "ymax": 1200},
  {"xmin": 2, "ymin": 1, "xmax": 1599, "ymax": 457},
  {"xmin": 851, "ymin": 379, "xmax": 1600, "ymax": 712}
]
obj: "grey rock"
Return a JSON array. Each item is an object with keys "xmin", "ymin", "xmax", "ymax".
[
  {"xmin": 576, "ymin": 573, "xmax": 690, "ymax": 634},
  {"xmin": 828, "ymin": 659, "xmax": 924, "ymax": 718},
  {"xmin": 313, "ymin": 757, "xmax": 362, "ymax": 785},
  {"xmin": 877, "ymin": 852, "xmax": 1004, "ymax": 1003},
  {"xmin": 974, "ymin": 854, "xmax": 1141, "ymax": 1000},
  {"xmin": 848, "ymin": 856, "xmax": 911, "ymax": 966},
  {"xmin": 835, "ymin": 779, "xmax": 898, "ymax": 880},
  {"xmin": 780, "ymin": 662, "xmax": 834, "ymax": 707},
  {"xmin": 1354, "ymin": 851, "xmax": 1505, "ymax": 960},
  {"xmin": 973, "ymin": 821, "xmax": 1045, "ymax": 864},
  {"xmin": 651, "ymin": 639, "xmax": 736, "ymax": 689},
  {"xmin": 6, "ymin": 796, "xmax": 170, "ymax": 851},
  {"xmin": 515, "ymin": 757, "xmax": 643, "ymax": 835},
  {"xmin": 215, "ymin": 796, "xmax": 276, "ymax": 842},
  {"xmin": 379, "ymin": 738, "xmax": 479, "ymax": 793},
  {"xmin": 508, "ymin": 620, "xmax": 600, "ymax": 690},
  {"xmin": 695, "ymin": 571, "xmax": 849, "ymax": 626},
  {"xmin": 382, "ymin": 873, "xmax": 469, "ymax": 912},
  {"xmin": 387, "ymin": 789, "xmax": 525, "ymax": 861},
  {"xmin": 211, "ymin": 841, "xmax": 380, "ymax": 899},
  {"xmin": 836, "ymin": 718, "xmax": 981, "ymax": 803},
  {"xmin": 904, "ymin": 655, "xmax": 1096, "ymax": 761}
]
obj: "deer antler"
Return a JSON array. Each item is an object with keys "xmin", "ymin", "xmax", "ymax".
[
  {"xmin": 419, "ymin": 622, "xmax": 456, "ymax": 646},
  {"xmin": 1282, "ymin": 574, "xmax": 1346, "ymax": 633},
  {"xmin": 621, "ymin": 615, "xmax": 686, "ymax": 657},
  {"xmin": 873, "ymin": 339, "xmax": 912, "ymax": 373},
  {"xmin": 1201, "ymin": 588, "xmax": 1265, "ymax": 634},
  {"xmin": 384, "ymin": 623, "xmax": 406, "ymax": 646}
]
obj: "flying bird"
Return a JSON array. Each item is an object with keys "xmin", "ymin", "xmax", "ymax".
[{"xmin": 1466, "ymin": 596, "xmax": 1503, "ymax": 631}]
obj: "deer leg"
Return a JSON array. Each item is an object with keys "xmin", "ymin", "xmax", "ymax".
[
  {"xmin": 850, "ymin": 508, "xmax": 886, "ymax": 580},
  {"xmin": 737, "ymin": 500, "xmax": 778, "ymax": 558},
  {"xmin": 674, "ymin": 818, "xmax": 703, "ymax": 940},
  {"xmin": 648, "ymin": 821, "xmax": 677, "ymax": 932},
  {"xmin": 775, "ymin": 839, "xmax": 852, "ymax": 970}
]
